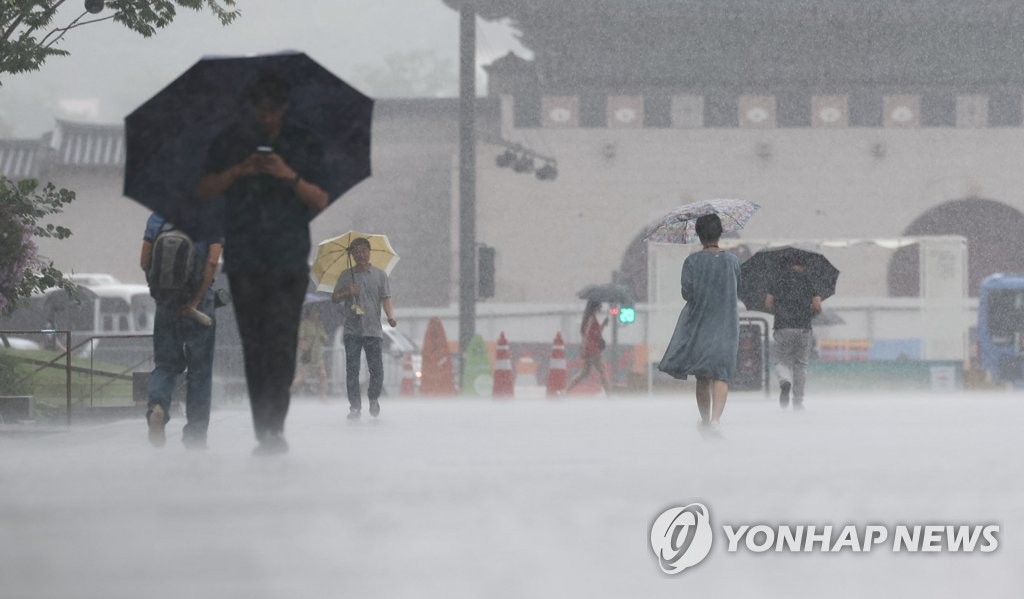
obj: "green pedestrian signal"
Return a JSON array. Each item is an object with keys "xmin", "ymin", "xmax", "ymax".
[{"xmin": 618, "ymin": 305, "xmax": 636, "ymax": 324}]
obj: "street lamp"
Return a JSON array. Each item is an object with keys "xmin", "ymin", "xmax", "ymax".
[
  {"xmin": 495, "ymin": 149, "xmax": 516, "ymax": 168},
  {"xmin": 535, "ymin": 162, "xmax": 558, "ymax": 181},
  {"xmin": 512, "ymin": 154, "xmax": 534, "ymax": 173},
  {"xmin": 84, "ymin": 0, "xmax": 104, "ymax": 14}
]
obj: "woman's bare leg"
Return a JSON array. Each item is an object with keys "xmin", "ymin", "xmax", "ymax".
[
  {"xmin": 695, "ymin": 377, "xmax": 711, "ymax": 424},
  {"xmin": 710, "ymin": 379, "xmax": 729, "ymax": 423},
  {"xmin": 566, "ymin": 361, "xmax": 593, "ymax": 392},
  {"xmin": 592, "ymin": 358, "xmax": 612, "ymax": 395}
]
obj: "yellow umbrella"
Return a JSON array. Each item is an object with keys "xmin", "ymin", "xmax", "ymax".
[{"xmin": 310, "ymin": 231, "xmax": 399, "ymax": 293}]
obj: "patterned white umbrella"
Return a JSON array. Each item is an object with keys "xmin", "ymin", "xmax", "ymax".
[{"xmin": 644, "ymin": 198, "xmax": 760, "ymax": 244}]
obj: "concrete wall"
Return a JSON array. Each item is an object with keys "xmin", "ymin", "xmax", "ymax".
[
  {"xmin": 471, "ymin": 114, "xmax": 1024, "ymax": 303},
  {"xmin": 32, "ymin": 168, "xmax": 151, "ymax": 285}
]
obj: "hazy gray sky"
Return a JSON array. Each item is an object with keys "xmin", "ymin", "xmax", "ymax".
[{"xmin": 0, "ymin": 0, "xmax": 528, "ymax": 136}]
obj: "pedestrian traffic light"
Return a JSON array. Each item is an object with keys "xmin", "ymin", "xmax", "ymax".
[
  {"xmin": 608, "ymin": 306, "xmax": 620, "ymax": 318},
  {"xmin": 618, "ymin": 305, "xmax": 636, "ymax": 324}
]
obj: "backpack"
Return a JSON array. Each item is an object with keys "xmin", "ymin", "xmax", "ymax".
[{"xmin": 147, "ymin": 223, "xmax": 197, "ymax": 306}]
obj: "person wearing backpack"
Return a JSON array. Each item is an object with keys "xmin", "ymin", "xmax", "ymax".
[{"xmin": 141, "ymin": 212, "xmax": 223, "ymax": 449}]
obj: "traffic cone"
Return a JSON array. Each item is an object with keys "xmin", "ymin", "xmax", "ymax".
[
  {"xmin": 400, "ymin": 352, "xmax": 417, "ymax": 397},
  {"xmin": 420, "ymin": 316, "xmax": 456, "ymax": 396},
  {"xmin": 546, "ymin": 332, "xmax": 567, "ymax": 397},
  {"xmin": 492, "ymin": 331, "xmax": 514, "ymax": 398}
]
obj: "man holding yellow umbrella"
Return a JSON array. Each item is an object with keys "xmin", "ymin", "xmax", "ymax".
[{"xmin": 311, "ymin": 232, "xmax": 399, "ymax": 419}]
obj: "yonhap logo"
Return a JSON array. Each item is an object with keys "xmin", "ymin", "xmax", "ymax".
[
  {"xmin": 649, "ymin": 502, "xmax": 1000, "ymax": 573},
  {"xmin": 649, "ymin": 503, "xmax": 714, "ymax": 574}
]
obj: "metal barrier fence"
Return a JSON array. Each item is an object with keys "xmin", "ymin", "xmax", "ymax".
[
  {"xmin": 736, "ymin": 317, "xmax": 771, "ymax": 395},
  {"xmin": 1, "ymin": 329, "xmax": 153, "ymax": 426}
]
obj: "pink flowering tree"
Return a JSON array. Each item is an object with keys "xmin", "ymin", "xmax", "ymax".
[{"xmin": 0, "ymin": 177, "xmax": 75, "ymax": 316}]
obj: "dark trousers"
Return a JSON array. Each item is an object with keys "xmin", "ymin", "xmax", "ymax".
[
  {"xmin": 228, "ymin": 272, "xmax": 307, "ymax": 440},
  {"xmin": 343, "ymin": 335, "xmax": 383, "ymax": 410}
]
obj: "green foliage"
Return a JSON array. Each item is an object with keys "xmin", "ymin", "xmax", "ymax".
[
  {"xmin": 0, "ymin": 352, "xmax": 30, "ymax": 395},
  {"xmin": 0, "ymin": 0, "xmax": 239, "ymax": 83},
  {"xmin": 0, "ymin": 176, "xmax": 76, "ymax": 315}
]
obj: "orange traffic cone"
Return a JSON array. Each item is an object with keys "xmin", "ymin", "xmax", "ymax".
[
  {"xmin": 420, "ymin": 317, "xmax": 456, "ymax": 396},
  {"xmin": 546, "ymin": 332, "xmax": 567, "ymax": 397},
  {"xmin": 492, "ymin": 331, "xmax": 514, "ymax": 398},
  {"xmin": 400, "ymin": 352, "xmax": 417, "ymax": 397}
]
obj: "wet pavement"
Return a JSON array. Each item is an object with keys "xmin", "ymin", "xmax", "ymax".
[{"xmin": 1, "ymin": 391, "xmax": 1021, "ymax": 598}]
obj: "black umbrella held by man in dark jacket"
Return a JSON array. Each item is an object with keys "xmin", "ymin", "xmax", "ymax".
[
  {"xmin": 739, "ymin": 247, "xmax": 839, "ymax": 410},
  {"xmin": 738, "ymin": 247, "xmax": 839, "ymax": 313},
  {"xmin": 124, "ymin": 51, "xmax": 372, "ymax": 237}
]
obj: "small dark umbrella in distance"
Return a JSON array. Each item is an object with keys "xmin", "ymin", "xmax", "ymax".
[{"xmin": 577, "ymin": 283, "xmax": 634, "ymax": 305}]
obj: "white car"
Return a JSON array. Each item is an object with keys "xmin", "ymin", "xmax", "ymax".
[
  {"xmin": 66, "ymin": 273, "xmax": 121, "ymax": 287},
  {"xmin": 2, "ymin": 337, "xmax": 41, "ymax": 350}
]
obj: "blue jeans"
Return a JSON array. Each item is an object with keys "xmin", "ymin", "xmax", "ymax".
[
  {"xmin": 343, "ymin": 335, "xmax": 383, "ymax": 410},
  {"xmin": 147, "ymin": 295, "xmax": 215, "ymax": 442}
]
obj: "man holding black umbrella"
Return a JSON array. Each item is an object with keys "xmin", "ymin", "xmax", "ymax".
[
  {"xmin": 197, "ymin": 72, "xmax": 330, "ymax": 455},
  {"xmin": 765, "ymin": 255, "xmax": 822, "ymax": 410}
]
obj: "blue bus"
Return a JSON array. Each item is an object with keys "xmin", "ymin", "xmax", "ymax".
[{"xmin": 978, "ymin": 273, "xmax": 1024, "ymax": 385}]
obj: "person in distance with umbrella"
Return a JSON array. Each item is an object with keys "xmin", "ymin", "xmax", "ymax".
[
  {"xmin": 197, "ymin": 72, "xmax": 330, "ymax": 455},
  {"xmin": 331, "ymin": 237, "xmax": 398, "ymax": 420},
  {"xmin": 765, "ymin": 255, "xmax": 822, "ymax": 410},
  {"xmin": 565, "ymin": 300, "xmax": 612, "ymax": 396}
]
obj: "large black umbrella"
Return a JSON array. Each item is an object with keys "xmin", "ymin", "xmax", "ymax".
[
  {"xmin": 124, "ymin": 51, "xmax": 372, "ymax": 232},
  {"xmin": 577, "ymin": 283, "xmax": 634, "ymax": 305},
  {"xmin": 739, "ymin": 247, "xmax": 839, "ymax": 312}
]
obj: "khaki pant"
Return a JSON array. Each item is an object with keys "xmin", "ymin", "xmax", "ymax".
[{"xmin": 773, "ymin": 328, "xmax": 814, "ymax": 403}]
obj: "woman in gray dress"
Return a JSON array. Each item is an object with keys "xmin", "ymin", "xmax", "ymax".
[{"xmin": 657, "ymin": 214, "xmax": 740, "ymax": 434}]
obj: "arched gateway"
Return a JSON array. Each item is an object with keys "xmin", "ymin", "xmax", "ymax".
[{"xmin": 888, "ymin": 199, "xmax": 1024, "ymax": 297}]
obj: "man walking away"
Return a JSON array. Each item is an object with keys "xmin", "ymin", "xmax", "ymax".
[
  {"xmin": 141, "ymin": 212, "xmax": 222, "ymax": 449},
  {"xmin": 765, "ymin": 255, "xmax": 822, "ymax": 410}
]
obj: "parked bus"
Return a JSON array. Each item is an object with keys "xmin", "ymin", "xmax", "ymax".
[
  {"xmin": 47, "ymin": 276, "xmax": 155, "ymax": 336},
  {"xmin": 977, "ymin": 273, "xmax": 1024, "ymax": 385}
]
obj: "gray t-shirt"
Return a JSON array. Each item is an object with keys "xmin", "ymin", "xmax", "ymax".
[{"xmin": 334, "ymin": 265, "xmax": 391, "ymax": 338}]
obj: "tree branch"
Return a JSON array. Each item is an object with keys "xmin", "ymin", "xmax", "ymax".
[
  {"xmin": 40, "ymin": 12, "xmax": 117, "ymax": 49},
  {"xmin": 3, "ymin": 0, "xmax": 68, "ymax": 51}
]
